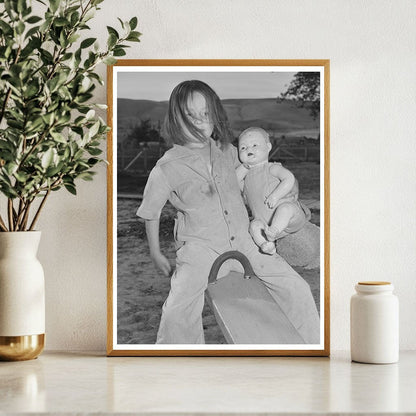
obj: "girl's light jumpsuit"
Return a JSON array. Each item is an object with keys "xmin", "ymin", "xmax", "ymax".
[{"xmin": 137, "ymin": 138, "xmax": 320, "ymax": 344}]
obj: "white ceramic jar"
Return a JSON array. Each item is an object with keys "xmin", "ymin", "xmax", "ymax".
[{"xmin": 350, "ymin": 281, "xmax": 399, "ymax": 364}]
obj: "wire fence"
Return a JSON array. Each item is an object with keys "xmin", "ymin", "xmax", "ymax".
[{"xmin": 117, "ymin": 135, "xmax": 320, "ymax": 175}]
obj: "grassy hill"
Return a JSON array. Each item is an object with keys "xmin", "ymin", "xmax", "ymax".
[{"xmin": 117, "ymin": 97, "xmax": 319, "ymax": 143}]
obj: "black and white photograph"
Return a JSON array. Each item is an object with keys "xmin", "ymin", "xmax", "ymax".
[{"xmin": 107, "ymin": 60, "xmax": 329, "ymax": 356}]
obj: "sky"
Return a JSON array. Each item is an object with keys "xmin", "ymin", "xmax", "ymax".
[{"xmin": 116, "ymin": 71, "xmax": 297, "ymax": 101}]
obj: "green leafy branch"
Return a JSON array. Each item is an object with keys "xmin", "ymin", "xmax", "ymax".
[{"xmin": 0, "ymin": 0, "xmax": 141, "ymax": 231}]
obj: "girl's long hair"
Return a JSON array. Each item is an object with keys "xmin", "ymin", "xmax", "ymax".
[{"xmin": 163, "ymin": 80, "xmax": 234, "ymax": 146}]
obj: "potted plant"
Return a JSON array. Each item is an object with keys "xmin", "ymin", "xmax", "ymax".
[{"xmin": 0, "ymin": 0, "xmax": 140, "ymax": 360}]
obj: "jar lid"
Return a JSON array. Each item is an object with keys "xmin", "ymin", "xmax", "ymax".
[
  {"xmin": 358, "ymin": 281, "xmax": 391, "ymax": 285},
  {"xmin": 355, "ymin": 281, "xmax": 394, "ymax": 293}
]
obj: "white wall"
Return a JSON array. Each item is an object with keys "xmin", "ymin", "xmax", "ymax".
[{"xmin": 37, "ymin": 0, "xmax": 416, "ymax": 351}]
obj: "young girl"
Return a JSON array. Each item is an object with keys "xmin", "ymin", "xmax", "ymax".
[{"xmin": 137, "ymin": 80, "xmax": 319, "ymax": 344}]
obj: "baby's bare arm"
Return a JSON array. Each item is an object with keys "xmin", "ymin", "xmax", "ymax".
[
  {"xmin": 235, "ymin": 164, "xmax": 249, "ymax": 191},
  {"xmin": 265, "ymin": 164, "xmax": 296, "ymax": 208}
]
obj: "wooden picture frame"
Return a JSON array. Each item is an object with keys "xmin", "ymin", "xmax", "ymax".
[{"xmin": 107, "ymin": 60, "xmax": 330, "ymax": 356}]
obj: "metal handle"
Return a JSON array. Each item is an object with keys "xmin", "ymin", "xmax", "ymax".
[{"xmin": 208, "ymin": 251, "xmax": 257, "ymax": 284}]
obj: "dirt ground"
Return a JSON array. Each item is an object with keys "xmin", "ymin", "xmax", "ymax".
[{"xmin": 116, "ymin": 161, "xmax": 321, "ymax": 345}]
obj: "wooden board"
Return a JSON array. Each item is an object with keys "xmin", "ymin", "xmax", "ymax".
[{"xmin": 205, "ymin": 271, "xmax": 304, "ymax": 344}]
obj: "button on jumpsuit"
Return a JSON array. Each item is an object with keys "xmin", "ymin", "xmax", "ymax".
[{"xmin": 137, "ymin": 138, "xmax": 320, "ymax": 344}]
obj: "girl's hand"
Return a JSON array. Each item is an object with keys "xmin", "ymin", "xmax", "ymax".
[{"xmin": 150, "ymin": 251, "xmax": 172, "ymax": 276}]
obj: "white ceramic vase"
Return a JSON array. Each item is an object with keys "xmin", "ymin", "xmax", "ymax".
[{"xmin": 0, "ymin": 231, "xmax": 45, "ymax": 361}]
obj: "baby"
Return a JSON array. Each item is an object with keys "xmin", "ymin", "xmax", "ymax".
[{"xmin": 236, "ymin": 127, "xmax": 311, "ymax": 255}]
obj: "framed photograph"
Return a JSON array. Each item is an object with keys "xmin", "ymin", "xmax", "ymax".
[{"xmin": 107, "ymin": 60, "xmax": 330, "ymax": 356}]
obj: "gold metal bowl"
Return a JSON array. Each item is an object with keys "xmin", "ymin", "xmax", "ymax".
[{"xmin": 0, "ymin": 334, "xmax": 45, "ymax": 361}]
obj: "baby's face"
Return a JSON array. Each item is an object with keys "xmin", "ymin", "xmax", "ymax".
[{"xmin": 238, "ymin": 132, "xmax": 271, "ymax": 166}]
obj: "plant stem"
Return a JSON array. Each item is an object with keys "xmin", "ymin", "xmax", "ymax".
[
  {"xmin": 15, "ymin": 199, "xmax": 22, "ymax": 228},
  {"xmin": 0, "ymin": 214, "xmax": 8, "ymax": 232},
  {"xmin": 7, "ymin": 199, "xmax": 14, "ymax": 231},
  {"xmin": 29, "ymin": 189, "xmax": 50, "ymax": 231},
  {"xmin": 20, "ymin": 200, "xmax": 33, "ymax": 231},
  {"xmin": 0, "ymin": 88, "xmax": 12, "ymax": 125},
  {"xmin": 14, "ymin": 199, "xmax": 27, "ymax": 231}
]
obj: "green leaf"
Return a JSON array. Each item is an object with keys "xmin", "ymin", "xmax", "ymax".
[
  {"xmin": 40, "ymin": 49, "xmax": 53, "ymax": 63},
  {"xmin": 87, "ymin": 147, "xmax": 102, "ymax": 156},
  {"xmin": 85, "ymin": 109, "xmax": 95, "ymax": 120},
  {"xmin": 68, "ymin": 33, "xmax": 80, "ymax": 44},
  {"xmin": 87, "ymin": 158, "xmax": 100, "ymax": 166},
  {"xmin": 48, "ymin": 76, "xmax": 60, "ymax": 92},
  {"xmin": 63, "ymin": 146, "xmax": 71, "ymax": 160},
  {"xmin": 61, "ymin": 52, "xmax": 73, "ymax": 61},
  {"xmin": 5, "ymin": 162, "xmax": 18, "ymax": 176},
  {"xmin": 80, "ymin": 37, "xmax": 96, "ymax": 49},
  {"xmin": 4, "ymin": 1, "xmax": 16, "ymax": 19},
  {"xmin": 26, "ymin": 15, "xmax": 42, "ymax": 24},
  {"xmin": 14, "ymin": 171, "xmax": 28, "ymax": 183},
  {"xmin": 88, "ymin": 72, "xmax": 103, "ymax": 85},
  {"xmin": 49, "ymin": 0, "xmax": 60, "ymax": 13},
  {"xmin": 117, "ymin": 17, "xmax": 125, "ymax": 29},
  {"xmin": 7, "ymin": 119, "xmax": 24, "ymax": 129},
  {"xmin": 129, "ymin": 16, "xmax": 138, "ymax": 30},
  {"xmin": 82, "ymin": 9, "xmax": 95, "ymax": 23},
  {"xmin": 57, "ymin": 85, "xmax": 71, "ymax": 100},
  {"xmin": 0, "ymin": 140, "xmax": 14, "ymax": 152},
  {"xmin": 106, "ymin": 26, "xmax": 119, "ymax": 38},
  {"xmin": 16, "ymin": 21, "xmax": 25, "ymax": 35},
  {"xmin": 0, "ymin": 20, "xmax": 13, "ymax": 35},
  {"xmin": 23, "ymin": 83, "xmax": 39, "ymax": 98},
  {"xmin": 75, "ymin": 94, "xmax": 92, "ymax": 104},
  {"xmin": 54, "ymin": 17, "xmax": 69, "ymax": 27},
  {"xmin": 21, "ymin": 37, "xmax": 41, "ymax": 56},
  {"xmin": 25, "ymin": 117, "xmax": 44, "ymax": 133},
  {"xmin": 126, "ymin": 31, "xmax": 141, "ymax": 42},
  {"xmin": 107, "ymin": 33, "xmax": 117, "ymax": 49},
  {"xmin": 88, "ymin": 120, "xmax": 100, "ymax": 138},
  {"xmin": 25, "ymin": 25, "xmax": 40, "ymax": 39},
  {"xmin": 64, "ymin": 183, "xmax": 76, "ymax": 195},
  {"xmin": 0, "ymin": 183, "xmax": 18, "ymax": 198},
  {"xmin": 59, "ymin": 29, "xmax": 67, "ymax": 47},
  {"xmin": 42, "ymin": 112, "xmax": 54, "ymax": 125},
  {"xmin": 56, "ymin": 112, "xmax": 71, "ymax": 126},
  {"xmin": 70, "ymin": 11, "xmax": 80, "ymax": 26},
  {"xmin": 72, "ymin": 126, "xmax": 84, "ymax": 136},
  {"xmin": 77, "ymin": 171, "xmax": 95, "ymax": 181},
  {"xmin": 45, "ymin": 165, "xmax": 62, "ymax": 177},
  {"xmin": 103, "ymin": 56, "xmax": 117, "ymax": 65},
  {"xmin": 17, "ymin": 0, "xmax": 26, "ymax": 13},
  {"xmin": 41, "ymin": 148, "xmax": 55, "ymax": 169},
  {"xmin": 50, "ymin": 131, "xmax": 67, "ymax": 143},
  {"xmin": 74, "ymin": 148, "xmax": 84, "ymax": 159},
  {"xmin": 76, "ymin": 160, "xmax": 90, "ymax": 169},
  {"xmin": 74, "ymin": 115, "xmax": 86, "ymax": 126},
  {"xmin": 113, "ymin": 47, "xmax": 126, "ymax": 57}
]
